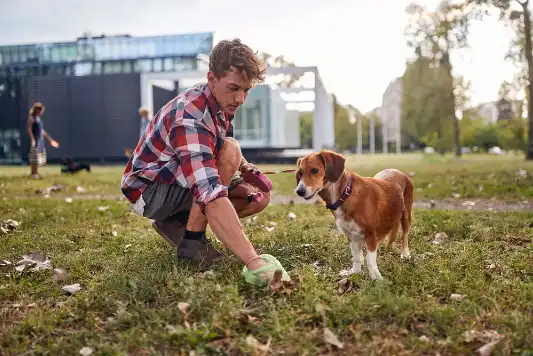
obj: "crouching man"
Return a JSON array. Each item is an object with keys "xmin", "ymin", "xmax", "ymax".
[{"xmin": 120, "ymin": 39, "xmax": 289, "ymax": 287}]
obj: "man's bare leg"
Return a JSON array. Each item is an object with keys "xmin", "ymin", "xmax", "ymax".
[{"xmin": 182, "ymin": 138, "xmax": 267, "ymax": 270}]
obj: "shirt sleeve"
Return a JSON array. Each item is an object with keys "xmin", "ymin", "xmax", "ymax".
[{"xmin": 170, "ymin": 116, "xmax": 228, "ymax": 210}]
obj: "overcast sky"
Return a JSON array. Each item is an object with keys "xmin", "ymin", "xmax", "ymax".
[{"xmin": 0, "ymin": 0, "xmax": 519, "ymax": 112}]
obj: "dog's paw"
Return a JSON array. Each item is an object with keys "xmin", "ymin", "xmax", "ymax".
[{"xmin": 400, "ymin": 248, "xmax": 411, "ymax": 259}]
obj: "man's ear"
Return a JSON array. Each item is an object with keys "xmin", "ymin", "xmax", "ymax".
[{"xmin": 319, "ymin": 150, "xmax": 345, "ymax": 182}]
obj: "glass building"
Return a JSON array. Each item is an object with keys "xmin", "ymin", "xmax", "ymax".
[
  {"xmin": 0, "ymin": 32, "xmax": 214, "ymax": 163},
  {"xmin": 0, "ymin": 32, "xmax": 213, "ymax": 77}
]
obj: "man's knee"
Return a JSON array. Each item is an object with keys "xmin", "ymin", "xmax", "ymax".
[{"xmin": 218, "ymin": 137, "xmax": 242, "ymax": 166}]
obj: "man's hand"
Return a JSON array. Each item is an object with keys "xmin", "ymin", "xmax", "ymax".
[
  {"xmin": 50, "ymin": 140, "xmax": 60, "ymax": 148},
  {"xmin": 239, "ymin": 158, "xmax": 258, "ymax": 173}
]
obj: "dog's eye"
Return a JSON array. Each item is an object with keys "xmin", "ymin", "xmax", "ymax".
[{"xmin": 311, "ymin": 168, "xmax": 319, "ymax": 174}]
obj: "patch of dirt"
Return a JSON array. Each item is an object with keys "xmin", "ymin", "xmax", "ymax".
[
  {"xmin": 270, "ymin": 195, "xmax": 533, "ymax": 212},
  {"xmin": 11, "ymin": 194, "xmax": 533, "ymax": 212}
]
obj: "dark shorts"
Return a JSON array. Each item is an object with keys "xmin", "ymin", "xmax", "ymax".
[
  {"xmin": 136, "ymin": 173, "xmax": 243, "ymax": 221},
  {"xmin": 138, "ymin": 181, "xmax": 193, "ymax": 221}
]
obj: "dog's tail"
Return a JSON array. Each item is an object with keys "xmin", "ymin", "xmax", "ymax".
[{"xmin": 400, "ymin": 176, "xmax": 414, "ymax": 250}]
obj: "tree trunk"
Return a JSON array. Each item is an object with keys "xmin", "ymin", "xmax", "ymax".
[{"xmin": 523, "ymin": 2, "xmax": 533, "ymax": 160}]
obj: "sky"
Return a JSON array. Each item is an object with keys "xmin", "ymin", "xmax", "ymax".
[{"xmin": 0, "ymin": 0, "xmax": 520, "ymax": 113}]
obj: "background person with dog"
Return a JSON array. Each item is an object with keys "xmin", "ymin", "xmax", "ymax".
[
  {"xmin": 27, "ymin": 102, "xmax": 60, "ymax": 179},
  {"xmin": 121, "ymin": 38, "xmax": 289, "ymax": 287}
]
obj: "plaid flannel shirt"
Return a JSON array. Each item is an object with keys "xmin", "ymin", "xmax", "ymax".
[{"xmin": 121, "ymin": 83, "xmax": 234, "ymax": 211}]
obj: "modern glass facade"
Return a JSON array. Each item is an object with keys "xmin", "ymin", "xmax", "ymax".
[
  {"xmin": 0, "ymin": 32, "xmax": 214, "ymax": 163},
  {"xmin": 0, "ymin": 32, "xmax": 213, "ymax": 77}
]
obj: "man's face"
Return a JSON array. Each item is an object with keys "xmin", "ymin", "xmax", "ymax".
[{"xmin": 208, "ymin": 67, "xmax": 253, "ymax": 115}]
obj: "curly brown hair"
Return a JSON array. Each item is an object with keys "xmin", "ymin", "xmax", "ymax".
[{"xmin": 209, "ymin": 38, "xmax": 267, "ymax": 84}]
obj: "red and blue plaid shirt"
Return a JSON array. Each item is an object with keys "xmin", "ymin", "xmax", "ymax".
[{"xmin": 121, "ymin": 83, "xmax": 234, "ymax": 210}]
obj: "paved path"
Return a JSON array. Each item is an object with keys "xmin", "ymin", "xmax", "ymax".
[{"xmin": 12, "ymin": 193, "xmax": 533, "ymax": 212}]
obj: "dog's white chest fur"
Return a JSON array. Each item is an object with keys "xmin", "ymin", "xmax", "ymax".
[{"xmin": 334, "ymin": 209, "xmax": 365, "ymax": 244}]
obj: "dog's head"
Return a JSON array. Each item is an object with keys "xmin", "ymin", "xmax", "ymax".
[{"xmin": 294, "ymin": 150, "xmax": 346, "ymax": 200}]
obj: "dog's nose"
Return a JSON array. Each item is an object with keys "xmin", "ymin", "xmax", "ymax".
[{"xmin": 296, "ymin": 187, "xmax": 306, "ymax": 197}]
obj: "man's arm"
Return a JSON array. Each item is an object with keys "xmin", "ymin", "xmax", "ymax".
[{"xmin": 171, "ymin": 118, "xmax": 261, "ymax": 266}]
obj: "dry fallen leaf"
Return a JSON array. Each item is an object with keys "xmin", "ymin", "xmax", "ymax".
[
  {"xmin": 461, "ymin": 200, "xmax": 476, "ymax": 207},
  {"xmin": 450, "ymin": 293, "xmax": 465, "ymax": 301},
  {"xmin": 97, "ymin": 206, "xmax": 110, "ymax": 211},
  {"xmin": 76, "ymin": 186, "xmax": 86, "ymax": 193},
  {"xmin": 432, "ymin": 232, "xmax": 448, "ymax": 245},
  {"xmin": 1, "ymin": 219, "xmax": 21, "ymax": 234},
  {"xmin": 269, "ymin": 270, "xmax": 302, "ymax": 296},
  {"xmin": 337, "ymin": 278, "xmax": 355, "ymax": 295},
  {"xmin": 452, "ymin": 193, "xmax": 461, "ymax": 199},
  {"xmin": 324, "ymin": 328, "xmax": 344, "ymax": 349},
  {"xmin": 178, "ymin": 302, "xmax": 190, "ymax": 315},
  {"xmin": 64, "ymin": 197, "xmax": 73, "ymax": 203},
  {"xmin": 15, "ymin": 252, "xmax": 53, "ymax": 272},
  {"xmin": 111, "ymin": 231, "xmax": 118, "ymax": 237},
  {"xmin": 246, "ymin": 335, "xmax": 270, "ymax": 353},
  {"xmin": 62, "ymin": 283, "xmax": 82, "ymax": 295},
  {"xmin": 51, "ymin": 268, "xmax": 69, "ymax": 282},
  {"xmin": 79, "ymin": 346, "xmax": 94, "ymax": 356},
  {"xmin": 476, "ymin": 339, "xmax": 502, "ymax": 356},
  {"xmin": 288, "ymin": 212, "xmax": 297, "ymax": 220}
]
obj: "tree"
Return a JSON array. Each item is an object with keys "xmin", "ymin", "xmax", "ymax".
[
  {"xmin": 258, "ymin": 52, "xmax": 302, "ymax": 88},
  {"xmin": 468, "ymin": 0, "xmax": 533, "ymax": 159},
  {"xmin": 405, "ymin": 0, "xmax": 477, "ymax": 157}
]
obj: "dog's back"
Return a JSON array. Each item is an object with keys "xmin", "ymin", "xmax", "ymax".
[{"xmin": 373, "ymin": 169, "xmax": 414, "ymax": 257}]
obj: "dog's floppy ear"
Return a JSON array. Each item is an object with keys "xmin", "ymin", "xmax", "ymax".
[
  {"xmin": 319, "ymin": 150, "xmax": 345, "ymax": 182},
  {"xmin": 295, "ymin": 157, "xmax": 303, "ymax": 183}
]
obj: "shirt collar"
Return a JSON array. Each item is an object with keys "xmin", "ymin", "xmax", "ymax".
[{"xmin": 202, "ymin": 83, "xmax": 234, "ymax": 123}]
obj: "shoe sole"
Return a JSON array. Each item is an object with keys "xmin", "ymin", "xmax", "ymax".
[{"xmin": 151, "ymin": 221, "xmax": 182, "ymax": 247}]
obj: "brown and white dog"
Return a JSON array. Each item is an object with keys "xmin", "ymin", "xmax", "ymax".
[{"xmin": 295, "ymin": 150, "xmax": 414, "ymax": 280}]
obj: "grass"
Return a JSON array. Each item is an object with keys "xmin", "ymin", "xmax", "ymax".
[
  {"xmin": 1, "ymin": 153, "xmax": 533, "ymax": 355},
  {"xmin": 2, "ymin": 153, "xmax": 533, "ymax": 201}
]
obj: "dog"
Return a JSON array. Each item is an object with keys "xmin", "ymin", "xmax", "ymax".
[
  {"xmin": 60, "ymin": 156, "xmax": 91, "ymax": 174},
  {"xmin": 295, "ymin": 150, "xmax": 414, "ymax": 280}
]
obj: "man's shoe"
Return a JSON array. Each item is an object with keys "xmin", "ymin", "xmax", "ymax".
[
  {"xmin": 177, "ymin": 234, "xmax": 224, "ymax": 266},
  {"xmin": 152, "ymin": 220, "xmax": 186, "ymax": 247}
]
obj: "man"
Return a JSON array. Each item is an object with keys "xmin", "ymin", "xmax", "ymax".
[{"xmin": 121, "ymin": 39, "xmax": 289, "ymax": 286}]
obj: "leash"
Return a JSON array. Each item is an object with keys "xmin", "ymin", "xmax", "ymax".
[{"xmin": 261, "ymin": 169, "xmax": 297, "ymax": 175}]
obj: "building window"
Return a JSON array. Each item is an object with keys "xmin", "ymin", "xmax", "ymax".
[
  {"xmin": 75, "ymin": 63, "xmax": 93, "ymax": 76},
  {"xmin": 153, "ymin": 58, "xmax": 163, "ymax": 72},
  {"xmin": 103, "ymin": 61, "xmax": 122, "ymax": 74},
  {"xmin": 135, "ymin": 59, "xmax": 152, "ymax": 72},
  {"xmin": 233, "ymin": 100, "xmax": 263, "ymax": 141}
]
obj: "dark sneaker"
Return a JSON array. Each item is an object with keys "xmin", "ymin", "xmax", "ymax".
[
  {"xmin": 152, "ymin": 220, "xmax": 186, "ymax": 247},
  {"xmin": 177, "ymin": 235, "xmax": 224, "ymax": 266}
]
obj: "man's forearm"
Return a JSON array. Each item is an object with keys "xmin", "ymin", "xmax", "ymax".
[
  {"xmin": 205, "ymin": 197, "xmax": 259, "ymax": 264},
  {"xmin": 42, "ymin": 130, "xmax": 52, "ymax": 141}
]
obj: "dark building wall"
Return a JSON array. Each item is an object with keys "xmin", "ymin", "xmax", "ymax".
[
  {"xmin": 152, "ymin": 84, "xmax": 176, "ymax": 116},
  {"xmin": 24, "ymin": 73, "xmax": 141, "ymax": 162}
]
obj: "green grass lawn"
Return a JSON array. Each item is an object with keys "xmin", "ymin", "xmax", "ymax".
[
  {"xmin": 2, "ymin": 153, "xmax": 533, "ymax": 201},
  {"xmin": 1, "ymin": 153, "xmax": 533, "ymax": 355}
]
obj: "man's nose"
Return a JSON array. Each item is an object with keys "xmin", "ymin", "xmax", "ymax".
[{"xmin": 235, "ymin": 91, "xmax": 245, "ymax": 104}]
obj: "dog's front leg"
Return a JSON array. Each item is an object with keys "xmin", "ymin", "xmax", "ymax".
[
  {"xmin": 365, "ymin": 235, "xmax": 383, "ymax": 280},
  {"xmin": 350, "ymin": 240, "xmax": 363, "ymax": 274}
]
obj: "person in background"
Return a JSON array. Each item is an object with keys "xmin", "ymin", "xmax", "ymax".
[
  {"xmin": 27, "ymin": 102, "xmax": 60, "ymax": 179},
  {"xmin": 138, "ymin": 107, "xmax": 151, "ymax": 139}
]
